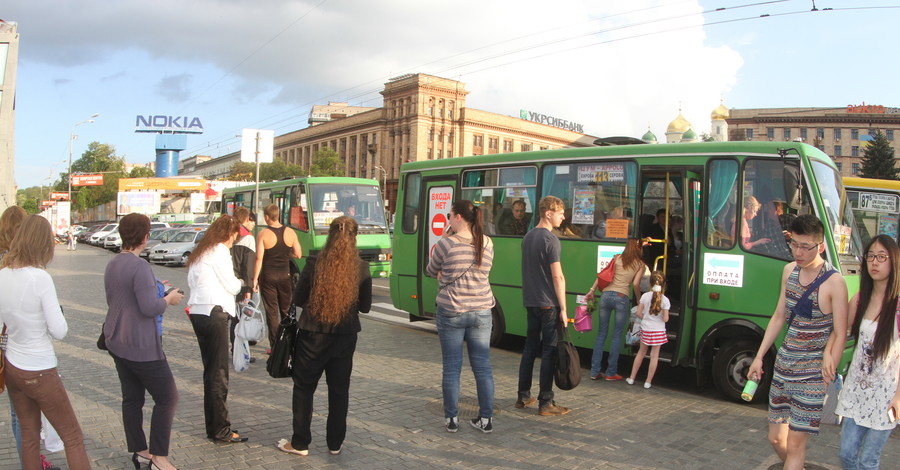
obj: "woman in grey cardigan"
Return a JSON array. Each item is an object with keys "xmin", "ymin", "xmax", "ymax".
[{"xmin": 104, "ymin": 213, "xmax": 184, "ymax": 470}]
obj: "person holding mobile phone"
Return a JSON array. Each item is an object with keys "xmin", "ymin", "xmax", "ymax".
[{"xmin": 835, "ymin": 235, "xmax": 900, "ymax": 470}]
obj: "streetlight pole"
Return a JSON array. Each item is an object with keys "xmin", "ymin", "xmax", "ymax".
[{"xmin": 68, "ymin": 113, "xmax": 100, "ymax": 202}]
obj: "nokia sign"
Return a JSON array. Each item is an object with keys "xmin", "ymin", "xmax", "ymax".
[
  {"xmin": 135, "ymin": 115, "xmax": 205, "ymax": 134},
  {"xmin": 519, "ymin": 109, "xmax": 584, "ymax": 133}
]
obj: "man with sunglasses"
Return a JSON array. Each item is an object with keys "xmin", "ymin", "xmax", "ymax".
[{"xmin": 747, "ymin": 214, "xmax": 848, "ymax": 470}]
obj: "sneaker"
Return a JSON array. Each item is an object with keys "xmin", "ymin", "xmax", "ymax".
[
  {"xmin": 470, "ymin": 417, "xmax": 493, "ymax": 433},
  {"xmin": 625, "ymin": 377, "xmax": 634, "ymax": 385},
  {"xmin": 538, "ymin": 402, "xmax": 571, "ymax": 416},
  {"xmin": 644, "ymin": 382, "xmax": 652, "ymax": 389},
  {"xmin": 605, "ymin": 374, "xmax": 624, "ymax": 381},
  {"xmin": 515, "ymin": 397, "xmax": 537, "ymax": 408},
  {"xmin": 589, "ymin": 373, "xmax": 604, "ymax": 380},
  {"xmin": 445, "ymin": 417, "xmax": 458, "ymax": 433}
]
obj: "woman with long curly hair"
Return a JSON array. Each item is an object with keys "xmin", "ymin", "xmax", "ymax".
[
  {"xmin": 584, "ymin": 237, "xmax": 647, "ymax": 381},
  {"xmin": 835, "ymin": 234, "xmax": 900, "ymax": 469},
  {"xmin": 277, "ymin": 216, "xmax": 372, "ymax": 457},
  {"xmin": 186, "ymin": 215, "xmax": 247, "ymax": 444}
]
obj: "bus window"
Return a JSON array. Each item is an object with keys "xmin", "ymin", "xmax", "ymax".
[
  {"xmin": 539, "ymin": 162, "xmax": 637, "ymax": 240},
  {"xmin": 289, "ymin": 185, "xmax": 309, "ymax": 232},
  {"xmin": 811, "ymin": 161, "xmax": 863, "ymax": 264},
  {"xmin": 706, "ymin": 159, "xmax": 738, "ymax": 249},
  {"xmin": 308, "ymin": 183, "xmax": 387, "ymax": 234},
  {"xmin": 741, "ymin": 160, "xmax": 795, "ymax": 260},
  {"xmin": 258, "ymin": 190, "xmax": 273, "ymax": 211},
  {"xmin": 402, "ymin": 173, "xmax": 421, "ymax": 234},
  {"xmin": 463, "ymin": 166, "xmax": 536, "ymax": 236}
]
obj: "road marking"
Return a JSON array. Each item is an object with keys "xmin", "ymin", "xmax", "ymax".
[{"xmin": 364, "ymin": 302, "xmax": 436, "ymax": 333}]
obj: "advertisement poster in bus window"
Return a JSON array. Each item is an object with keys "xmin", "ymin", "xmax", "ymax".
[
  {"xmin": 833, "ymin": 224, "xmax": 853, "ymax": 255},
  {"xmin": 703, "ymin": 253, "xmax": 744, "ymax": 287},
  {"xmin": 504, "ymin": 187, "xmax": 533, "ymax": 212},
  {"xmin": 577, "ymin": 164, "xmax": 624, "ymax": 183},
  {"xmin": 596, "ymin": 245, "xmax": 625, "ymax": 273},
  {"xmin": 878, "ymin": 213, "xmax": 898, "ymax": 240},
  {"xmin": 572, "ymin": 187, "xmax": 595, "ymax": 224},
  {"xmin": 428, "ymin": 186, "xmax": 454, "ymax": 259}
]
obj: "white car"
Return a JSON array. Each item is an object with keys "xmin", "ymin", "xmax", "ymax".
[
  {"xmin": 102, "ymin": 229, "xmax": 122, "ymax": 251},
  {"xmin": 89, "ymin": 223, "xmax": 119, "ymax": 245},
  {"xmin": 149, "ymin": 229, "xmax": 205, "ymax": 266}
]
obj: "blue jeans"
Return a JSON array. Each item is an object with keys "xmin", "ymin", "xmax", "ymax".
[
  {"xmin": 591, "ymin": 291, "xmax": 630, "ymax": 377},
  {"xmin": 518, "ymin": 306, "xmax": 560, "ymax": 406},
  {"xmin": 839, "ymin": 417, "xmax": 893, "ymax": 470},
  {"xmin": 436, "ymin": 307, "xmax": 494, "ymax": 419},
  {"xmin": 9, "ymin": 393, "xmax": 22, "ymax": 466}
]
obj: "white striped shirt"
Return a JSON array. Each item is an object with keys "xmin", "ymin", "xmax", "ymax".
[{"xmin": 426, "ymin": 235, "xmax": 495, "ymax": 312}]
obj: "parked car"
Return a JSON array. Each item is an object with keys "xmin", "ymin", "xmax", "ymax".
[
  {"xmin": 150, "ymin": 222, "xmax": 171, "ymax": 229},
  {"xmin": 89, "ymin": 223, "xmax": 119, "ymax": 245},
  {"xmin": 78, "ymin": 224, "xmax": 105, "ymax": 243},
  {"xmin": 103, "ymin": 229, "xmax": 122, "ymax": 252},
  {"xmin": 149, "ymin": 229, "xmax": 205, "ymax": 266},
  {"xmin": 140, "ymin": 228, "xmax": 181, "ymax": 259}
]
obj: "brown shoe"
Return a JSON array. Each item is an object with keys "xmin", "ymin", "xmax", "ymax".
[
  {"xmin": 515, "ymin": 397, "xmax": 537, "ymax": 409},
  {"xmin": 538, "ymin": 402, "xmax": 571, "ymax": 416}
]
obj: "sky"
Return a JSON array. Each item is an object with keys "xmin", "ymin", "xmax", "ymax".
[{"xmin": 7, "ymin": 0, "xmax": 900, "ymax": 189}]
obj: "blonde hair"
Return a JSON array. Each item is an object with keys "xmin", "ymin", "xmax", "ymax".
[
  {"xmin": 0, "ymin": 206, "xmax": 27, "ymax": 253},
  {"xmin": 1, "ymin": 215, "xmax": 54, "ymax": 269},
  {"xmin": 309, "ymin": 216, "xmax": 360, "ymax": 327},
  {"xmin": 648, "ymin": 271, "xmax": 666, "ymax": 315},
  {"xmin": 538, "ymin": 196, "xmax": 564, "ymax": 217}
]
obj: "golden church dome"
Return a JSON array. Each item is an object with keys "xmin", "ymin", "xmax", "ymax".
[
  {"xmin": 667, "ymin": 113, "xmax": 692, "ymax": 134},
  {"xmin": 711, "ymin": 103, "xmax": 729, "ymax": 120}
]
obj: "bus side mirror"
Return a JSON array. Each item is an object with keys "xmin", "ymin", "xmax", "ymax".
[{"xmin": 783, "ymin": 165, "xmax": 802, "ymax": 211}]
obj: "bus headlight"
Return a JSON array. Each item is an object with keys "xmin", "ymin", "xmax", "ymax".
[{"xmin": 378, "ymin": 253, "xmax": 390, "ymax": 261}]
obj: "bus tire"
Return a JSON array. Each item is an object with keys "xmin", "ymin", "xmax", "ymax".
[
  {"xmin": 490, "ymin": 305, "xmax": 505, "ymax": 346},
  {"xmin": 712, "ymin": 340, "xmax": 762, "ymax": 403}
]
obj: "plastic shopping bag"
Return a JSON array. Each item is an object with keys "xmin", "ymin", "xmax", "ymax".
[{"xmin": 233, "ymin": 338, "xmax": 251, "ymax": 373}]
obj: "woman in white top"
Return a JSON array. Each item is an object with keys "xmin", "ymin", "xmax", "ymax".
[
  {"xmin": 0, "ymin": 215, "xmax": 91, "ymax": 469},
  {"xmin": 835, "ymin": 235, "xmax": 900, "ymax": 470},
  {"xmin": 186, "ymin": 215, "xmax": 246, "ymax": 443}
]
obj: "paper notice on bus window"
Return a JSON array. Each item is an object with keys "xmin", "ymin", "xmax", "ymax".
[
  {"xmin": 879, "ymin": 213, "xmax": 898, "ymax": 240},
  {"xmin": 605, "ymin": 219, "xmax": 629, "ymax": 239},
  {"xmin": 314, "ymin": 211, "xmax": 339, "ymax": 227},
  {"xmin": 859, "ymin": 192, "xmax": 899, "ymax": 213},
  {"xmin": 572, "ymin": 188, "xmax": 594, "ymax": 224},
  {"xmin": 702, "ymin": 253, "xmax": 744, "ymax": 287},
  {"xmin": 577, "ymin": 164, "xmax": 624, "ymax": 183}
]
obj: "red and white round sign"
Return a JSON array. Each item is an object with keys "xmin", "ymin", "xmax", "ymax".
[{"xmin": 431, "ymin": 213, "xmax": 447, "ymax": 236}]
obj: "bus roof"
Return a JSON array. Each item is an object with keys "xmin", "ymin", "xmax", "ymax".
[
  {"xmin": 222, "ymin": 176, "xmax": 380, "ymax": 194},
  {"xmin": 842, "ymin": 176, "xmax": 900, "ymax": 192},
  {"xmin": 399, "ymin": 141, "xmax": 833, "ymax": 173}
]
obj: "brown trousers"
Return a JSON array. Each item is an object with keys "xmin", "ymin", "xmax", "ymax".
[{"xmin": 5, "ymin": 362, "xmax": 91, "ymax": 470}]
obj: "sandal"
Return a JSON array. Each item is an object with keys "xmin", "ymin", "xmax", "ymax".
[{"xmin": 277, "ymin": 438, "xmax": 308, "ymax": 456}]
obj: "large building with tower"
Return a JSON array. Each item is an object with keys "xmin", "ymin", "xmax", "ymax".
[{"xmin": 0, "ymin": 20, "xmax": 19, "ymax": 212}]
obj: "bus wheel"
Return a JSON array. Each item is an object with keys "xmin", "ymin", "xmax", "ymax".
[
  {"xmin": 490, "ymin": 307, "xmax": 505, "ymax": 346},
  {"xmin": 712, "ymin": 340, "xmax": 759, "ymax": 403}
]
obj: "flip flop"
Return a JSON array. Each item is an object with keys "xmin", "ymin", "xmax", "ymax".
[{"xmin": 277, "ymin": 438, "xmax": 308, "ymax": 456}]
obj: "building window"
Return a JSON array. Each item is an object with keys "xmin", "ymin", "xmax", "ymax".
[
  {"xmin": 448, "ymin": 109, "xmax": 453, "ymax": 119},
  {"xmin": 816, "ymin": 128, "xmax": 824, "ymax": 139},
  {"xmin": 783, "ymin": 128, "xmax": 791, "ymax": 140},
  {"xmin": 427, "ymin": 129, "xmax": 433, "ymax": 141},
  {"xmin": 428, "ymin": 149, "xmax": 433, "ymax": 160},
  {"xmin": 869, "ymin": 128, "xmax": 876, "ymax": 136},
  {"xmin": 521, "ymin": 143, "xmax": 532, "ymax": 152},
  {"xmin": 887, "ymin": 129, "xmax": 895, "ymax": 140},
  {"xmin": 488, "ymin": 137, "xmax": 499, "ymax": 154},
  {"xmin": 745, "ymin": 129, "xmax": 754, "ymax": 140},
  {"xmin": 473, "ymin": 135, "xmax": 483, "ymax": 147},
  {"xmin": 503, "ymin": 140, "xmax": 513, "ymax": 152},
  {"xmin": 836, "ymin": 162, "xmax": 842, "ymax": 172},
  {"xmin": 447, "ymin": 150, "xmax": 452, "ymax": 158},
  {"xmin": 851, "ymin": 129, "xmax": 859, "ymax": 140},
  {"xmin": 540, "ymin": 146, "xmax": 548, "ymax": 151},
  {"xmin": 448, "ymin": 131, "xmax": 454, "ymax": 143},
  {"xmin": 834, "ymin": 145, "xmax": 842, "ymax": 156},
  {"xmin": 852, "ymin": 163, "xmax": 860, "ymax": 175},
  {"xmin": 767, "ymin": 127, "xmax": 774, "ymax": 140},
  {"xmin": 834, "ymin": 128, "xmax": 842, "ymax": 140},
  {"xmin": 437, "ymin": 150, "xmax": 442, "ymax": 159},
  {"xmin": 428, "ymin": 107, "xmax": 434, "ymax": 116},
  {"xmin": 851, "ymin": 145, "xmax": 859, "ymax": 157},
  {"xmin": 800, "ymin": 128, "xmax": 808, "ymax": 141}
]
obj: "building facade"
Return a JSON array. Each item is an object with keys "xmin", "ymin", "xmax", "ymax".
[
  {"xmin": 725, "ymin": 105, "xmax": 900, "ymax": 177},
  {"xmin": 0, "ymin": 20, "xmax": 19, "ymax": 212}
]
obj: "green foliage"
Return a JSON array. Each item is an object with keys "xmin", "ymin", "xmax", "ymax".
[
  {"xmin": 57, "ymin": 142, "xmax": 128, "ymax": 211},
  {"xmin": 227, "ymin": 160, "xmax": 305, "ymax": 182},
  {"xmin": 129, "ymin": 166, "xmax": 156, "ymax": 178},
  {"xmin": 16, "ymin": 186, "xmax": 42, "ymax": 214},
  {"xmin": 859, "ymin": 131, "xmax": 899, "ymax": 180},
  {"xmin": 309, "ymin": 147, "xmax": 345, "ymax": 177}
]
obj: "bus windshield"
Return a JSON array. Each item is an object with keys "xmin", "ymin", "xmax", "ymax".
[
  {"xmin": 308, "ymin": 183, "xmax": 388, "ymax": 234},
  {"xmin": 811, "ymin": 161, "xmax": 863, "ymax": 265}
]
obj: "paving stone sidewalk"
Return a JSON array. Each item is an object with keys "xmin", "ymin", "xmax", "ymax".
[{"xmin": 1, "ymin": 246, "xmax": 897, "ymax": 469}]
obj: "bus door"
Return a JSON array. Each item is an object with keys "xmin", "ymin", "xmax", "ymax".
[{"xmin": 418, "ymin": 179, "xmax": 456, "ymax": 320}]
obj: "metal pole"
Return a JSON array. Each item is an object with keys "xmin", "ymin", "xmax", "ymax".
[
  {"xmin": 254, "ymin": 131, "xmax": 261, "ymax": 223},
  {"xmin": 67, "ymin": 114, "xmax": 99, "ymax": 203}
]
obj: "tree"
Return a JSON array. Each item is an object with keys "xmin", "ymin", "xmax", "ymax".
[
  {"xmin": 859, "ymin": 131, "xmax": 899, "ymax": 180},
  {"xmin": 227, "ymin": 160, "xmax": 305, "ymax": 182},
  {"xmin": 15, "ymin": 186, "xmax": 42, "ymax": 214},
  {"xmin": 129, "ymin": 166, "xmax": 156, "ymax": 178},
  {"xmin": 309, "ymin": 147, "xmax": 345, "ymax": 177},
  {"xmin": 56, "ymin": 141, "xmax": 127, "ymax": 211}
]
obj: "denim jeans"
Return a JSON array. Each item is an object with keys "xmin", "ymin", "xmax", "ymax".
[
  {"xmin": 436, "ymin": 307, "xmax": 494, "ymax": 419},
  {"xmin": 8, "ymin": 393, "xmax": 22, "ymax": 466},
  {"xmin": 518, "ymin": 306, "xmax": 560, "ymax": 406},
  {"xmin": 591, "ymin": 291, "xmax": 630, "ymax": 377},
  {"xmin": 839, "ymin": 417, "xmax": 893, "ymax": 470}
]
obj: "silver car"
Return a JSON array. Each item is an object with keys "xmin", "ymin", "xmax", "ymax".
[
  {"xmin": 89, "ymin": 223, "xmax": 118, "ymax": 245},
  {"xmin": 102, "ymin": 229, "xmax": 122, "ymax": 251},
  {"xmin": 149, "ymin": 229, "xmax": 205, "ymax": 266},
  {"xmin": 140, "ymin": 228, "xmax": 180, "ymax": 259}
]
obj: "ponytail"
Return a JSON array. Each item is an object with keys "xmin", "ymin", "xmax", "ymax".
[
  {"xmin": 451, "ymin": 200, "xmax": 485, "ymax": 266},
  {"xmin": 649, "ymin": 271, "xmax": 665, "ymax": 315}
]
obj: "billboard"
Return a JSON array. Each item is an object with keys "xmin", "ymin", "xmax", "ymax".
[
  {"xmin": 135, "ymin": 115, "xmax": 204, "ymax": 134},
  {"xmin": 50, "ymin": 192, "xmax": 69, "ymax": 200},
  {"xmin": 72, "ymin": 174, "xmax": 104, "ymax": 186},
  {"xmin": 118, "ymin": 178, "xmax": 206, "ymax": 191},
  {"xmin": 117, "ymin": 192, "xmax": 162, "ymax": 215}
]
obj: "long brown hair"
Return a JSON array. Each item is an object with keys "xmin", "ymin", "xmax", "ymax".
[
  {"xmin": 851, "ymin": 235, "xmax": 899, "ymax": 361},
  {"xmin": 648, "ymin": 271, "xmax": 666, "ymax": 315},
  {"xmin": 188, "ymin": 215, "xmax": 240, "ymax": 267},
  {"xmin": 452, "ymin": 200, "xmax": 485, "ymax": 266},
  {"xmin": 310, "ymin": 216, "xmax": 360, "ymax": 327},
  {"xmin": 1, "ymin": 215, "xmax": 54, "ymax": 269},
  {"xmin": 620, "ymin": 238, "xmax": 645, "ymax": 271},
  {"xmin": 0, "ymin": 206, "xmax": 27, "ymax": 253}
]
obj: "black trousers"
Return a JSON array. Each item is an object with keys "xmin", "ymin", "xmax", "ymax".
[
  {"xmin": 291, "ymin": 330, "xmax": 357, "ymax": 452},
  {"xmin": 260, "ymin": 271, "xmax": 293, "ymax": 349},
  {"xmin": 111, "ymin": 354, "xmax": 179, "ymax": 456},
  {"xmin": 189, "ymin": 306, "xmax": 234, "ymax": 440}
]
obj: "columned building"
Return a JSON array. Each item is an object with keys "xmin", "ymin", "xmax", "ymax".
[
  {"xmin": 725, "ymin": 105, "xmax": 900, "ymax": 177},
  {"xmin": 0, "ymin": 20, "xmax": 19, "ymax": 211}
]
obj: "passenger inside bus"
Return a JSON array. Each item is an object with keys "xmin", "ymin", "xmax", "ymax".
[{"xmin": 497, "ymin": 200, "xmax": 530, "ymax": 235}]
